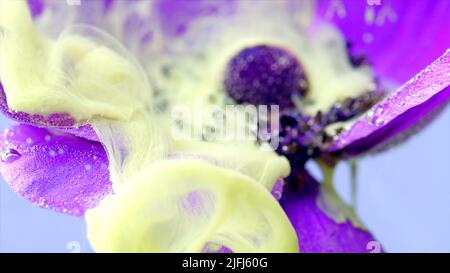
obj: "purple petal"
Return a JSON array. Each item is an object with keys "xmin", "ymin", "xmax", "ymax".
[
  {"xmin": 317, "ymin": 0, "xmax": 450, "ymax": 83},
  {"xmin": 280, "ymin": 172, "xmax": 380, "ymax": 253},
  {"xmin": 0, "ymin": 124, "xmax": 112, "ymax": 217},
  {"xmin": 327, "ymin": 49, "xmax": 450, "ymax": 157},
  {"xmin": 27, "ymin": 0, "xmax": 44, "ymax": 17}
]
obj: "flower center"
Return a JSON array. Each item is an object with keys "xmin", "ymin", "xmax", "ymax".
[{"xmin": 224, "ymin": 45, "xmax": 308, "ymax": 110}]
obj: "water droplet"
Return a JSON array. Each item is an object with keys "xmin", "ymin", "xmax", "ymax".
[
  {"xmin": 272, "ymin": 190, "xmax": 282, "ymax": 201},
  {"xmin": 1, "ymin": 148, "xmax": 21, "ymax": 163},
  {"xmin": 84, "ymin": 164, "xmax": 92, "ymax": 170},
  {"xmin": 362, "ymin": 32, "xmax": 374, "ymax": 44},
  {"xmin": 366, "ymin": 110, "xmax": 374, "ymax": 121},
  {"xmin": 49, "ymin": 150, "xmax": 56, "ymax": 157},
  {"xmin": 45, "ymin": 135, "xmax": 52, "ymax": 141},
  {"xmin": 376, "ymin": 107, "xmax": 384, "ymax": 115},
  {"xmin": 26, "ymin": 137, "xmax": 33, "ymax": 144},
  {"xmin": 58, "ymin": 148, "xmax": 65, "ymax": 155},
  {"xmin": 375, "ymin": 117, "xmax": 384, "ymax": 127}
]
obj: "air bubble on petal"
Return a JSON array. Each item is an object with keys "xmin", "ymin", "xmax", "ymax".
[
  {"xmin": 374, "ymin": 117, "xmax": 384, "ymax": 127},
  {"xmin": 375, "ymin": 107, "xmax": 384, "ymax": 115},
  {"xmin": 271, "ymin": 178, "xmax": 285, "ymax": 201},
  {"xmin": 366, "ymin": 110, "xmax": 374, "ymax": 122},
  {"xmin": 1, "ymin": 148, "xmax": 21, "ymax": 163}
]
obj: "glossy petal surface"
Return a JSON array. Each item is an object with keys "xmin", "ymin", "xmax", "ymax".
[
  {"xmin": 0, "ymin": 124, "xmax": 112, "ymax": 216},
  {"xmin": 317, "ymin": 0, "xmax": 450, "ymax": 83},
  {"xmin": 328, "ymin": 50, "xmax": 450, "ymax": 157},
  {"xmin": 280, "ymin": 172, "xmax": 380, "ymax": 253}
]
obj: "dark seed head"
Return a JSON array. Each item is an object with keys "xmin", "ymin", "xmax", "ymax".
[{"xmin": 224, "ymin": 45, "xmax": 308, "ymax": 109}]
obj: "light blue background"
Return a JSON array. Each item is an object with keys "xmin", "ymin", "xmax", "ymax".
[{"xmin": 0, "ymin": 106, "xmax": 449, "ymax": 253}]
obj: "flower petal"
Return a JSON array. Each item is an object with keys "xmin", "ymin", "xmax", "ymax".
[
  {"xmin": 317, "ymin": 0, "xmax": 450, "ymax": 83},
  {"xmin": 280, "ymin": 171, "xmax": 380, "ymax": 253},
  {"xmin": 27, "ymin": 0, "xmax": 44, "ymax": 17},
  {"xmin": 0, "ymin": 123, "xmax": 112, "ymax": 216},
  {"xmin": 327, "ymin": 49, "xmax": 450, "ymax": 157},
  {"xmin": 57, "ymin": 125, "xmax": 99, "ymax": 142}
]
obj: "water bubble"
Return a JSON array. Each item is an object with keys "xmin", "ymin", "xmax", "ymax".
[
  {"xmin": 376, "ymin": 107, "xmax": 384, "ymax": 115},
  {"xmin": 84, "ymin": 164, "xmax": 92, "ymax": 170},
  {"xmin": 272, "ymin": 190, "xmax": 282, "ymax": 201},
  {"xmin": 375, "ymin": 117, "xmax": 384, "ymax": 127},
  {"xmin": 26, "ymin": 137, "xmax": 33, "ymax": 144},
  {"xmin": 1, "ymin": 148, "xmax": 21, "ymax": 163},
  {"xmin": 58, "ymin": 148, "xmax": 65, "ymax": 155},
  {"xmin": 366, "ymin": 110, "xmax": 374, "ymax": 121},
  {"xmin": 49, "ymin": 150, "xmax": 56, "ymax": 157}
]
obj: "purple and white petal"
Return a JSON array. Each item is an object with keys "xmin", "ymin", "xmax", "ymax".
[
  {"xmin": 0, "ymin": 124, "xmax": 112, "ymax": 216},
  {"xmin": 327, "ymin": 49, "xmax": 450, "ymax": 157}
]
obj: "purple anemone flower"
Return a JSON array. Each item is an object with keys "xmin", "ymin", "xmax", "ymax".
[{"xmin": 0, "ymin": 0, "xmax": 449, "ymax": 253}]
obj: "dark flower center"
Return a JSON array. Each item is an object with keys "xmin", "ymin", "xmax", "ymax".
[
  {"xmin": 224, "ymin": 45, "xmax": 308, "ymax": 110},
  {"xmin": 223, "ymin": 43, "xmax": 384, "ymax": 189},
  {"xmin": 276, "ymin": 89, "xmax": 384, "ymax": 167}
]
